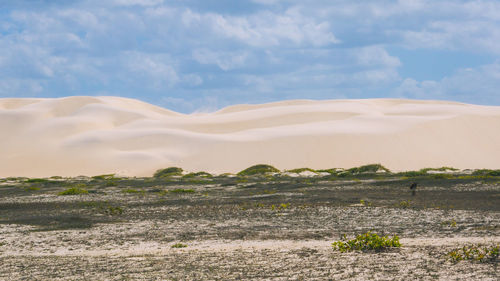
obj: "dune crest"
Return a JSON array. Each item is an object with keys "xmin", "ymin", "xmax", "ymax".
[{"xmin": 0, "ymin": 96, "xmax": 499, "ymax": 177}]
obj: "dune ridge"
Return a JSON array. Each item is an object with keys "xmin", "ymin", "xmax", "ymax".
[{"xmin": 0, "ymin": 96, "xmax": 499, "ymax": 177}]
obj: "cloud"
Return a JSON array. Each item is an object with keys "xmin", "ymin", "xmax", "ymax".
[
  {"xmin": 0, "ymin": 0, "xmax": 499, "ymax": 112},
  {"xmin": 192, "ymin": 49, "xmax": 249, "ymax": 71},
  {"xmin": 394, "ymin": 62, "xmax": 500, "ymax": 104}
]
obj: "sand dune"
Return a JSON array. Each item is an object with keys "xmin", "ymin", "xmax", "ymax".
[{"xmin": 0, "ymin": 96, "xmax": 499, "ymax": 177}]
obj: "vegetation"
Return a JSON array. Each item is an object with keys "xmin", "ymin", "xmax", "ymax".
[
  {"xmin": 448, "ymin": 244, "xmax": 499, "ymax": 263},
  {"xmin": 153, "ymin": 167, "xmax": 183, "ymax": 178},
  {"xmin": 286, "ymin": 168, "xmax": 317, "ymax": 174},
  {"xmin": 171, "ymin": 243, "xmax": 188, "ymax": 248},
  {"xmin": 122, "ymin": 188, "xmax": 142, "ymax": 194},
  {"xmin": 183, "ymin": 172, "xmax": 213, "ymax": 178},
  {"xmin": 332, "ymin": 232, "xmax": 401, "ymax": 252},
  {"xmin": 237, "ymin": 164, "xmax": 280, "ymax": 176},
  {"xmin": 472, "ymin": 169, "xmax": 500, "ymax": 177},
  {"xmin": 170, "ymin": 188, "xmax": 195, "ymax": 193},
  {"xmin": 344, "ymin": 164, "xmax": 390, "ymax": 175},
  {"xmin": 58, "ymin": 185, "xmax": 89, "ymax": 195}
]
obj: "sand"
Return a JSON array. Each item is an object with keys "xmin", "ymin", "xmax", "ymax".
[{"xmin": 0, "ymin": 96, "xmax": 499, "ymax": 177}]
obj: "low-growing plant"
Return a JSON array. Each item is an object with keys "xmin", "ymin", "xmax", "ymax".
[
  {"xmin": 447, "ymin": 244, "xmax": 499, "ymax": 263},
  {"xmin": 58, "ymin": 185, "xmax": 88, "ymax": 195},
  {"xmin": 182, "ymin": 172, "xmax": 213, "ymax": 179},
  {"xmin": 171, "ymin": 243, "xmax": 188, "ymax": 248},
  {"xmin": 345, "ymin": 164, "xmax": 391, "ymax": 175},
  {"xmin": 398, "ymin": 200, "xmax": 411, "ymax": 208},
  {"xmin": 170, "ymin": 188, "xmax": 195, "ymax": 193},
  {"xmin": 271, "ymin": 203, "xmax": 290, "ymax": 211},
  {"xmin": 286, "ymin": 168, "xmax": 317, "ymax": 174},
  {"xmin": 441, "ymin": 219, "xmax": 457, "ymax": 227},
  {"xmin": 332, "ymin": 231, "xmax": 401, "ymax": 252},
  {"xmin": 237, "ymin": 164, "xmax": 280, "ymax": 176},
  {"xmin": 122, "ymin": 188, "xmax": 141, "ymax": 194},
  {"xmin": 153, "ymin": 167, "xmax": 183, "ymax": 178},
  {"xmin": 92, "ymin": 174, "xmax": 117, "ymax": 180}
]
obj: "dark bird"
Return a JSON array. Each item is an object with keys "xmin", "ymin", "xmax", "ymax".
[{"xmin": 409, "ymin": 182, "xmax": 417, "ymax": 196}]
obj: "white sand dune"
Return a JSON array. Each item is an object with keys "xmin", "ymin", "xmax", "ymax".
[{"xmin": 0, "ymin": 96, "xmax": 499, "ymax": 177}]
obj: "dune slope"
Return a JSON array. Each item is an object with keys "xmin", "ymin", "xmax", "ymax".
[{"xmin": 0, "ymin": 96, "xmax": 499, "ymax": 177}]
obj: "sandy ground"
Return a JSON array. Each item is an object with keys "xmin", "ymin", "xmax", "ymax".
[
  {"xmin": 1, "ymin": 96, "xmax": 500, "ymax": 177},
  {"xmin": 0, "ymin": 175, "xmax": 499, "ymax": 280}
]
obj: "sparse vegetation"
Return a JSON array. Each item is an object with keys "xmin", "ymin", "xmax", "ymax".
[
  {"xmin": 58, "ymin": 185, "xmax": 88, "ymax": 195},
  {"xmin": 448, "ymin": 244, "xmax": 499, "ymax": 263},
  {"xmin": 171, "ymin": 243, "xmax": 188, "ymax": 248},
  {"xmin": 153, "ymin": 167, "xmax": 183, "ymax": 178},
  {"xmin": 170, "ymin": 188, "xmax": 195, "ymax": 193},
  {"xmin": 122, "ymin": 188, "xmax": 142, "ymax": 194},
  {"xmin": 183, "ymin": 172, "xmax": 213, "ymax": 178},
  {"xmin": 286, "ymin": 168, "xmax": 317, "ymax": 174},
  {"xmin": 332, "ymin": 232, "xmax": 401, "ymax": 252},
  {"xmin": 237, "ymin": 164, "xmax": 280, "ymax": 176},
  {"xmin": 345, "ymin": 164, "xmax": 390, "ymax": 175}
]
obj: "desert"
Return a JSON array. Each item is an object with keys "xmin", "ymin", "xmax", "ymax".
[{"xmin": 0, "ymin": 97, "xmax": 499, "ymax": 280}]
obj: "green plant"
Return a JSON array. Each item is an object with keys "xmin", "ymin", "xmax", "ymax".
[
  {"xmin": 182, "ymin": 172, "xmax": 213, "ymax": 178},
  {"xmin": 153, "ymin": 167, "xmax": 183, "ymax": 178},
  {"xmin": 286, "ymin": 168, "xmax": 317, "ymax": 174},
  {"xmin": 398, "ymin": 200, "xmax": 411, "ymax": 208},
  {"xmin": 237, "ymin": 164, "xmax": 280, "ymax": 176},
  {"xmin": 92, "ymin": 174, "xmax": 117, "ymax": 180},
  {"xmin": 332, "ymin": 232, "xmax": 401, "ymax": 252},
  {"xmin": 472, "ymin": 169, "xmax": 500, "ymax": 177},
  {"xmin": 58, "ymin": 185, "xmax": 88, "ymax": 195},
  {"xmin": 346, "ymin": 164, "xmax": 391, "ymax": 175},
  {"xmin": 170, "ymin": 188, "xmax": 195, "ymax": 193},
  {"xmin": 441, "ymin": 219, "xmax": 457, "ymax": 227},
  {"xmin": 171, "ymin": 243, "xmax": 188, "ymax": 248},
  {"xmin": 271, "ymin": 203, "xmax": 290, "ymax": 211},
  {"xmin": 122, "ymin": 188, "xmax": 141, "ymax": 194},
  {"xmin": 447, "ymin": 244, "xmax": 499, "ymax": 263}
]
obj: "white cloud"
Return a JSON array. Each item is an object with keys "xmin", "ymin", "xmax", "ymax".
[
  {"xmin": 192, "ymin": 49, "xmax": 249, "ymax": 71},
  {"xmin": 355, "ymin": 46, "xmax": 401, "ymax": 68},
  {"xmin": 113, "ymin": 0, "xmax": 164, "ymax": 7}
]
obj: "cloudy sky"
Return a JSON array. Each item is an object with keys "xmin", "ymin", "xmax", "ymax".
[{"xmin": 1, "ymin": 0, "xmax": 499, "ymax": 112}]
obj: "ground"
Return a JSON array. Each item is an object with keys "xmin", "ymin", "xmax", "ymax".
[{"xmin": 0, "ymin": 172, "xmax": 499, "ymax": 280}]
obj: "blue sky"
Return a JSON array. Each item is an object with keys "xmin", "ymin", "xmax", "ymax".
[{"xmin": 1, "ymin": 0, "xmax": 499, "ymax": 112}]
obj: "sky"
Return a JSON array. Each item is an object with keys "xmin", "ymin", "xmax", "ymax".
[{"xmin": 0, "ymin": 0, "xmax": 499, "ymax": 113}]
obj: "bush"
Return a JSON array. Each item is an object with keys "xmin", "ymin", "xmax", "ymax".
[
  {"xmin": 472, "ymin": 169, "xmax": 500, "ymax": 177},
  {"xmin": 346, "ymin": 164, "xmax": 391, "ymax": 175},
  {"xmin": 171, "ymin": 243, "xmax": 188, "ymax": 248},
  {"xmin": 170, "ymin": 188, "xmax": 195, "ymax": 193},
  {"xmin": 182, "ymin": 172, "xmax": 213, "ymax": 179},
  {"xmin": 448, "ymin": 245, "xmax": 499, "ymax": 263},
  {"xmin": 237, "ymin": 164, "xmax": 280, "ymax": 176},
  {"xmin": 153, "ymin": 167, "xmax": 183, "ymax": 178},
  {"xmin": 332, "ymin": 231, "xmax": 401, "ymax": 252},
  {"xmin": 122, "ymin": 188, "xmax": 141, "ymax": 194},
  {"xmin": 286, "ymin": 168, "xmax": 317, "ymax": 174},
  {"xmin": 58, "ymin": 185, "xmax": 88, "ymax": 195}
]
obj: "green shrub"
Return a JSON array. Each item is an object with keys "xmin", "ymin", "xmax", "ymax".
[
  {"xmin": 472, "ymin": 169, "xmax": 500, "ymax": 177},
  {"xmin": 25, "ymin": 178, "xmax": 49, "ymax": 183},
  {"xmin": 58, "ymin": 185, "xmax": 88, "ymax": 195},
  {"xmin": 350, "ymin": 164, "xmax": 390, "ymax": 174},
  {"xmin": 153, "ymin": 167, "xmax": 183, "ymax": 178},
  {"xmin": 182, "ymin": 172, "xmax": 213, "ymax": 178},
  {"xmin": 170, "ymin": 188, "xmax": 195, "ymax": 193},
  {"xmin": 448, "ymin": 245, "xmax": 499, "ymax": 263},
  {"xmin": 92, "ymin": 174, "xmax": 117, "ymax": 180},
  {"xmin": 332, "ymin": 232, "xmax": 401, "ymax": 252},
  {"xmin": 286, "ymin": 168, "xmax": 317, "ymax": 174},
  {"xmin": 237, "ymin": 164, "xmax": 280, "ymax": 176},
  {"xmin": 171, "ymin": 243, "xmax": 188, "ymax": 248}
]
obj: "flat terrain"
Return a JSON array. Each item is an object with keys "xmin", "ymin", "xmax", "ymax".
[{"xmin": 1, "ymin": 171, "xmax": 499, "ymax": 280}]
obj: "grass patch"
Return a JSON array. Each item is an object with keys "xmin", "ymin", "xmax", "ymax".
[
  {"xmin": 58, "ymin": 185, "xmax": 88, "ymax": 195},
  {"xmin": 448, "ymin": 244, "xmax": 499, "ymax": 263},
  {"xmin": 286, "ymin": 168, "xmax": 317, "ymax": 174},
  {"xmin": 237, "ymin": 164, "xmax": 280, "ymax": 176},
  {"xmin": 170, "ymin": 188, "xmax": 195, "ymax": 193},
  {"xmin": 153, "ymin": 167, "xmax": 183, "ymax": 178},
  {"xmin": 171, "ymin": 243, "xmax": 188, "ymax": 248},
  {"xmin": 182, "ymin": 172, "xmax": 213, "ymax": 178},
  {"xmin": 332, "ymin": 231, "xmax": 401, "ymax": 252}
]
